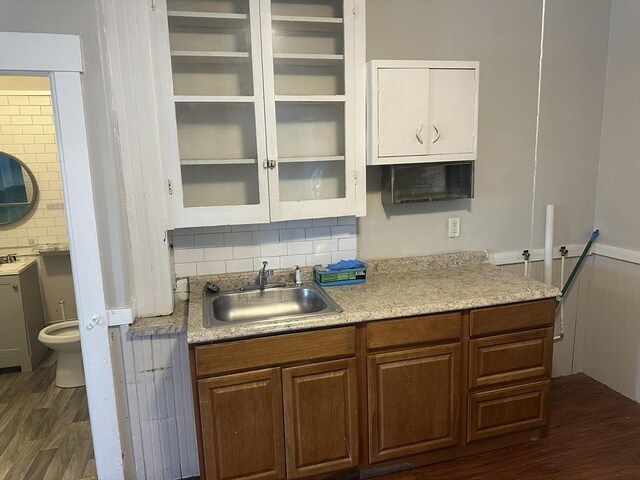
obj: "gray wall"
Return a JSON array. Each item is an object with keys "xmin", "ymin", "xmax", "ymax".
[
  {"xmin": 0, "ymin": 0, "xmax": 131, "ymax": 308},
  {"xmin": 594, "ymin": 0, "xmax": 640, "ymax": 251},
  {"xmin": 360, "ymin": 0, "xmax": 610, "ymax": 259},
  {"xmin": 39, "ymin": 254, "xmax": 78, "ymax": 323}
]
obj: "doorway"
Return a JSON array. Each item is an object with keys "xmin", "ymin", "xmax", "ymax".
[
  {"xmin": 0, "ymin": 32, "xmax": 126, "ymax": 480},
  {"xmin": 0, "ymin": 74, "xmax": 96, "ymax": 479}
]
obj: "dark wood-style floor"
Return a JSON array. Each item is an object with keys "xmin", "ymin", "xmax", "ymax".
[
  {"xmin": 379, "ymin": 374, "xmax": 640, "ymax": 480},
  {"xmin": 0, "ymin": 353, "xmax": 96, "ymax": 480}
]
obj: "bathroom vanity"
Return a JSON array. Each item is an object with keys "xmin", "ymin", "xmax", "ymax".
[{"xmin": 0, "ymin": 258, "xmax": 48, "ymax": 372}]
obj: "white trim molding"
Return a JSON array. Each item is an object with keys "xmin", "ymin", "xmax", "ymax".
[
  {"xmin": 489, "ymin": 243, "xmax": 640, "ymax": 267},
  {"xmin": 0, "ymin": 32, "xmax": 83, "ymax": 72},
  {"xmin": 489, "ymin": 244, "xmax": 588, "ymax": 265},
  {"xmin": 595, "ymin": 244, "xmax": 640, "ymax": 265},
  {"xmin": 108, "ymin": 308, "xmax": 134, "ymax": 326}
]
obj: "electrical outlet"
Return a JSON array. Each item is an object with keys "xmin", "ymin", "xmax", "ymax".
[{"xmin": 448, "ymin": 217, "xmax": 460, "ymax": 238}]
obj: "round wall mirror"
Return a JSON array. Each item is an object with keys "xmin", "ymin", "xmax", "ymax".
[{"xmin": 0, "ymin": 151, "xmax": 39, "ymax": 226}]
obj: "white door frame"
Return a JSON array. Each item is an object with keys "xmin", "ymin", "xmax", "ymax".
[{"xmin": 0, "ymin": 32, "xmax": 125, "ymax": 479}]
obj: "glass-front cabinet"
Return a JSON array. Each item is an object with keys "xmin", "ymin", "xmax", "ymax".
[{"xmin": 157, "ymin": 0, "xmax": 364, "ymax": 227}]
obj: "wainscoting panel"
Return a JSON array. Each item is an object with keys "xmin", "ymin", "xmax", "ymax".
[
  {"xmin": 582, "ymin": 255, "xmax": 640, "ymax": 402},
  {"xmin": 118, "ymin": 328, "xmax": 199, "ymax": 479}
]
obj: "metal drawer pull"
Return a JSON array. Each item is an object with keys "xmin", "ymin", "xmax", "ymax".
[
  {"xmin": 416, "ymin": 124, "xmax": 424, "ymax": 144},
  {"xmin": 432, "ymin": 124, "xmax": 440, "ymax": 143}
]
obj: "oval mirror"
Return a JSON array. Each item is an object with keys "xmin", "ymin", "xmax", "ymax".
[{"xmin": 0, "ymin": 151, "xmax": 39, "ymax": 226}]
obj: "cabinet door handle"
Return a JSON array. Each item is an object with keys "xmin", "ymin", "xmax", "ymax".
[
  {"xmin": 432, "ymin": 124, "xmax": 441, "ymax": 143},
  {"xmin": 263, "ymin": 159, "xmax": 277, "ymax": 169},
  {"xmin": 416, "ymin": 124, "xmax": 424, "ymax": 144}
]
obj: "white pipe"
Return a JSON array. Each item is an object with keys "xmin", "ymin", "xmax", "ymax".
[
  {"xmin": 544, "ymin": 204, "xmax": 554, "ymax": 285},
  {"xmin": 59, "ymin": 300, "xmax": 67, "ymax": 323}
]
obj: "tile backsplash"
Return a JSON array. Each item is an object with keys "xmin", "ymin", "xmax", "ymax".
[
  {"xmin": 171, "ymin": 217, "xmax": 357, "ymax": 277},
  {"xmin": 0, "ymin": 92, "xmax": 68, "ymax": 250}
]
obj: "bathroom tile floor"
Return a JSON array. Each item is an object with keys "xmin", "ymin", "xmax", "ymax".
[{"xmin": 0, "ymin": 353, "xmax": 96, "ymax": 480}]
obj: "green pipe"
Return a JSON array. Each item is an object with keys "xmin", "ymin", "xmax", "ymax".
[{"xmin": 560, "ymin": 229, "xmax": 599, "ymax": 298}]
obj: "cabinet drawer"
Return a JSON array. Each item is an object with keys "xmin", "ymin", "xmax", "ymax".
[
  {"xmin": 366, "ymin": 312, "xmax": 461, "ymax": 350},
  {"xmin": 195, "ymin": 327, "xmax": 355, "ymax": 378},
  {"xmin": 470, "ymin": 299, "xmax": 554, "ymax": 337},
  {"xmin": 469, "ymin": 328, "xmax": 553, "ymax": 389},
  {"xmin": 467, "ymin": 380, "xmax": 549, "ymax": 442}
]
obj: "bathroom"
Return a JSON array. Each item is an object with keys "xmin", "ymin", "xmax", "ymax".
[{"xmin": 0, "ymin": 75, "xmax": 96, "ymax": 479}]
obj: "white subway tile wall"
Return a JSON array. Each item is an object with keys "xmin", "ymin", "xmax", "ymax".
[
  {"xmin": 172, "ymin": 217, "xmax": 358, "ymax": 277},
  {"xmin": 0, "ymin": 93, "xmax": 68, "ymax": 249}
]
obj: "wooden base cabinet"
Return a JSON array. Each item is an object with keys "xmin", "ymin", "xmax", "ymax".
[
  {"xmin": 367, "ymin": 344, "xmax": 461, "ymax": 463},
  {"xmin": 191, "ymin": 299, "xmax": 555, "ymax": 479},
  {"xmin": 192, "ymin": 327, "xmax": 358, "ymax": 480}
]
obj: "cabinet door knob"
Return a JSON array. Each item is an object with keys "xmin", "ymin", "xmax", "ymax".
[
  {"xmin": 12, "ymin": 284, "xmax": 18, "ymax": 291},
  {"xmin": 263, "ymin": 159, "xmax": 277, "ymax": 169},
  {"xmin": 416, "ymin": 124, "xmax": 424, "ymax": 144},
  {"xmin": 432, "ymin": 123, "xmax": 441, "ymax": 143}
]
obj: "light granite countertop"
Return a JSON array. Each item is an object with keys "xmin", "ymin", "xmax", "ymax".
[
  {"xmin": 0, "ymin": 258, "xmax": 37, "ymax": 276},
  {"xmin": 129, "ymin": 296, "xmax": 189, "ymax": 336},
  {"xmin": 185, "ymin": 251, "xmax": 561, "ymax": 344}
]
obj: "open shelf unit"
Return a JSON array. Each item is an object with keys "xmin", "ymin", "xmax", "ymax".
[
  {"xmin": 171, "ymin": 50, "xmax": 250, "ymax": 63},
  {"xmin": 274, "ymin": 95, "xmax": 345, "ymax": 103},
  {"xmin": 273, "ymin": 53, "xmax": 344, "ymax": 66},
  {"xmin": 271, "ymin": 15, "xmax": 343, "ymax": 32},
  {"xmin": 167, "ymin": 11, "xmax": 249, "ymax": 27},
  {"xmin": 180, "ymin": 158, "xmax": 257, "ymax": 165},
  {"xmin": 174, "ymin": 95, "xmax": 255, "ymax": 103}
]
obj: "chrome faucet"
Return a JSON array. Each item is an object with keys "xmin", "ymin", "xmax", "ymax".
[
  {"xmin": 0, "ymin": 254, "xmax": 17, "ymax": 264},
  {"xmin": 256, "ymin": 261, "xmax": 274, "ymax": 289}
]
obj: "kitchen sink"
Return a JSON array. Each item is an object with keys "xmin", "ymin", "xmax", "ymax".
[{"xmin": 203, "ymin": 283, "xmax": 342, "ymax": 327}]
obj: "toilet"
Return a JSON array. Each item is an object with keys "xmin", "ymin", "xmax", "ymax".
[{"xmin": 38, "ymin": 321, "xmax": 85, "ymax": 388}]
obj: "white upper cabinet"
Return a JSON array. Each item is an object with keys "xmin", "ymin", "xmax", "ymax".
[
  {"xmin": 368, "ymin": 61, "xmax": 479, "ymax": 165},
  {"xmin": 155, "ymin": 0, "xmax": 365, "ymax": 228}
]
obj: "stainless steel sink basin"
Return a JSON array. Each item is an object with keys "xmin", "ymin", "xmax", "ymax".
[{"xmin": 203, "ymin": 283, "xmax": 342, "ymax": 327}]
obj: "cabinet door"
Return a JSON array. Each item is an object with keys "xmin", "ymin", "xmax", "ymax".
[
  {"xmin": 282, "ymin": 358, "xmax": 358, "ymax": 479},
  {"xmin": 198, "ymin": 368, "xmax": 285, "ymax": 480},
  {"xmin": 367, "ymin": 344, "xmax": 460, "ymax": 464},
  {"xmin": 426, "ymin": 68, "xmax": 477, "ymax": 155},
  {"xmin": 0, "ymin": 278, "xmax": 28, "ymax": 368},
  {"xmin": 259, "ymin": 0, "xmax": 360, "ymax": 221},
  {"xmin": 377, "ymin": 68, "xmax": 430, "ymax": 158},
  {"xmin": 161, "ymin": 0, "xmax": 271, "ymax": 227}
]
